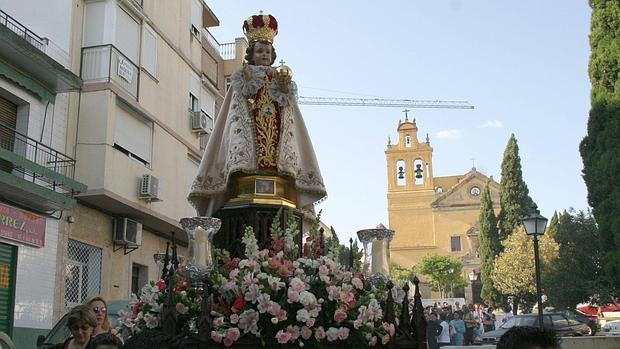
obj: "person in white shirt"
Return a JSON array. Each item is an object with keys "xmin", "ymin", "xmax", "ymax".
[{"xmin": 438, "ymin": 312, "xmax": 451, "ymax": 347}]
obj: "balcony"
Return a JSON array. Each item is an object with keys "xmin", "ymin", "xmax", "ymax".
[
  {"xmin": 0, "ymin": 123, "xmax": 86, "ymax": 211},
  {"xmin": 0, "ymin": 9, "xmax": 81, "ymax": 102},
  {"xmin": 219, "ymin": 42, "xmax": 235, "ymax": 60},
  {"xmin": 81, "ymin": 44, "xmax": 139, "ymax": 100}
]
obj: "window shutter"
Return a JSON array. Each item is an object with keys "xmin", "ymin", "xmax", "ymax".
[
  {"xmin": 142, "ymin": 25, "xmax": 157, "ymax": 76},
  {"xmin": 114, "ymin": 104, "xmax": 152, "ymax": 163}
]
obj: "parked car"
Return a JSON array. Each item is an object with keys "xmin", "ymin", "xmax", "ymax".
[
  {"xmin": 36, "ymin": 300, "xmax": 129, "ymax": 349},
  {"xmin": 0, "ymin": 331, "xmax": 16, "ymax": 349},
  {"xmin": 564, "ymin": 309, "xmax": 597, "ymax": 335},
  {"xmin": 602, "ymin": 320, "xmax": 620, "ymax": 336},
  {"xmin": 480, "ymin": 312, "xmax": 592, "ymax": 344}
]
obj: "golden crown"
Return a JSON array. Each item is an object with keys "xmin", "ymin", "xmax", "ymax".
[{"xmin": 243, "ymin": 14, "xmax": 278, "ymax": 43}]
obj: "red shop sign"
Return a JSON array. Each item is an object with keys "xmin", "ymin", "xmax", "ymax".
[{"xmin": 0, "ymin": 202, "xmax": 46, "ymax": 247}]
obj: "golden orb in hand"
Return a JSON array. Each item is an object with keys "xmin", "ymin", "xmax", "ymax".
[{"xmin": 276, "ymin": 59, "xmax": 293, "ymax": 79}]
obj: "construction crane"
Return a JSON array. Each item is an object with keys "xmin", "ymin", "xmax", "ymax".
[{"xmin": 298, "ymin": 96, "xmax": 474, "ymax": 109}]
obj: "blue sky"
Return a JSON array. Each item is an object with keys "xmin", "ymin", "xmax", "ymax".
[{"xmin": 208, "ymin": 1, "xmax": 592, "ymax": 244}]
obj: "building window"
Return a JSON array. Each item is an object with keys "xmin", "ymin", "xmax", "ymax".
[
  {"xmin": 131, "ymin": 263, "xmax": 148, "ymax": 295},
  {"xmin": 189, "ymin": 93, "xmax": 199, "ymax": 112},
  {"xmin": 65, "ymin": 239, "xmax": 102, "ymax": 309},
  {"xmin": 114, "ymin": 102, "xmax": 153, "ymax": 166},
  {"xmin": 225, "ymin": 77, "xmax": 232, "ymax": 93},
  {"xmin": 142, "ymin": 24, "xmax": 158, "ymax": 77},
  {"xmin": 190, "ymin": 0, "xmax": 202, "ymax": 39},
  {"xmin": 450, "ymin": 236, "xmax": 462, "ymax": 252},
  {"xmin": 405, "ymin": 135, "xmax": 412, "ymax": 147}
]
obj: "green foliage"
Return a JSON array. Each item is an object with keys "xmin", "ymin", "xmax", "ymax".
[
  {"xmin": 337, "ymin": 239, "xmax": 363, "ymax": 273},
  {"xmin": 546, "ymin": 210, "xmax": 605, "ymax": 308},
  {"xmin": 417, "ymin": 254, "xmax": 467, "ymax": 297},
  {"xmin": 389, "ymin": 263, "xmax": 414, "ymax": 286},
  {"xmin": 492, "ymin": 226, "xmax": 559, "ymax": 304},
  {"xmin": 478, "ymin": 183, "xmax": 502, "ymax": 307},
  {"xmin": 497, "ymin": 134, "xmax": 536, "ymax": 241},
  {"xmin": 580, "ymin": 1, "xmax": 620, "ymax": 295}
]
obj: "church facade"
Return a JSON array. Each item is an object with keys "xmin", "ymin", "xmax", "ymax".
[{"xmin": 385, "ymin": 118, "xmax": 501, "ymax": 301}]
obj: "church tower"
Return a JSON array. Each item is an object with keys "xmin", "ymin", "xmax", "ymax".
[{"xmin": 385, "ymin": 115, "xmax": 437, "ymax": 254}]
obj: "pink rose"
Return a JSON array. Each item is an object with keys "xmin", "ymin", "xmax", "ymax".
[
  {"xmin": 383, "ymin": 322, "xmax": 395, "ymax": 337},
  {"xmin": 213, "ymin": 317, "xmax": 225, "ymax": 327},
  {"xmin": 276, "ymin": 330, "xmax": 292, "ymax": 344},
  {"xmin": 301, "ymin": 326, "xmax": 312, "ymax": 340},
  {"xmin": 334, "ymin": 308, "xmax": 347, "ymax": 323},
  {"xmin": 352, "ymin": 277, "xmax": 363, "ymax": 289},
  {"xmin": 175, "ymin": 302, "xmax": 189, "ymax": 314},
  {"xmin": 211, "ymin": 331, "xmax": 223, "ymax": 343},
  {"xmin": 227, "ymin": 327, "xmax": 241, "ymax": 341},
  {"xmin": 338, "ymin": 327, "xmax": 350, "ymax": 341},
  {"xmin": 354, "ymin": 319, "xmax": 362, "ymax": 329},
  {"xmin": 314, "ymin": 326, "xmax": 326, "ymax": 341},
  {"xmin": 287, "ymin": 325, "xmax": 301, "ymax": 340},
  {"xmin": 306, "ymin": 318, "xmax": 315, "ymax": 327},
  {"xmin": 287, "ymin": 288, "xmax": 300, "ymax": 303},
  {"xmin": 230, "ymin": 313, "xmax": 239, "ymax": 324},
  {"xmin": 319, "ymin": 265, "xmax": 329, "ymax": 276}
]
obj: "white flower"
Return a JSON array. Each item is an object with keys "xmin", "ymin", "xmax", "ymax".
[
  {"xmin": 143, "ymin": 313, "xmax": 159, "ymax": 329},
  {"xmin": 326, "ymin": 327, "xmax": 339, "ymax": 342},
  {"xmin": 290, "ymin": 277, "xmax": 306, "ymax": 292},
  {"xmin": 257, "ymin": 293, "xmax": 272, "ymax": 313},
  {"xmin": 267, "ymin": 275, "xmax": 285, "ymax": 291},
  {"xmin": 238, "ymin": 309, "xmax": 259, "ymax": 334},
  {"xmin": 244, "ymin": 284, "xmax": 261, "ymax": 303},
  {"xmin": 296, "ymin": 308, "xmax": 311, "ymax": 322},
  {"xmin": 299, "ymin": 291, "xmax": 317, "ymax": 308}
]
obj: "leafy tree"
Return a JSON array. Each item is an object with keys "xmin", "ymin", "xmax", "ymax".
[
  {"xmin": 546, "ymin": 210, "xmax": 603, "ymax": 309},
  {"xmin": 545, "ymin": 212, "xmax": 559, "ymax": 240},
  {"xmin": 492, "ymin": 226, "xmax": 558, "ymax": 314},
  {"xmin": 497, "ymin": 134, "xmax": 535, "ymax": 241},
  {"xmin": 417, "ymin": 254, "xmax": 467, "ymax": 298},
  {"xmin": 580, "ymin": 0, "xmax": 620, "ymax": 297},
  {"xmin": 389, "ymin": 263, "xmax": 414, "ymax": 286},
  {"xmin": 478, "ymin": 183, "xmax": 502, "ymax": 307}
]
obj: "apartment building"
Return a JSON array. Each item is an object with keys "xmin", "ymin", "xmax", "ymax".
[
  {"xmin": 0, "ymin": 0, "xmax": 229, "ymax": 347},
  {"xmin": 0, "ymin": 1, "xmax": 84, "ymax": 346}
]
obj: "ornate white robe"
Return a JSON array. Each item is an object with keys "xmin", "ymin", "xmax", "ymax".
[{"xmin": 188, "ymin": 65, "xmax": 327, "ymax": 216}]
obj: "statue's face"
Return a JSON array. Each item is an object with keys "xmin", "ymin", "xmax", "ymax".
[{"xmin": 253, "ymin": 42, "xmax": 273, "ymax": 66}]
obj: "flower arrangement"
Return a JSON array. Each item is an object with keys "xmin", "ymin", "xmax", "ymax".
[{"xmin": 117, "ymin": 210, "xmax": 402, "ymax": 347}]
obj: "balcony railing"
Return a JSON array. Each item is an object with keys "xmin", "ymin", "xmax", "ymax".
[
  {"xmin": 0, "ymin": 9, "xmax": 46, "ymax": 51},
  {"xmin": 81, "ymin": 44, "xmax": 139, "ymax": 99},
  {"xmin": 0, "ymin": 123, "xmax": 78, "ymax": 193},
  {"xmin": 219, "ymin": 42, "xmax": 236, "ymax": 60}
]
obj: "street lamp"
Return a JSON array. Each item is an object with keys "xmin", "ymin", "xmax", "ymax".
[
  {"xmin": 468, "ymin": 270, "xmax": 478, "ymax": 282},
  {"xmin": 448, "ymin": 267, "xmax": 454, "ymax": 298},
  {"xmin": 523, "ymin": 206, "xmax": 548, "ymax": 330}
]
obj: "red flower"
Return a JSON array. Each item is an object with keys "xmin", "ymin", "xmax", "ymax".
[
  {"xmin": 156, "ymin": 279, "xmax": 166, "ymax": 292},
  {"xmin": 132, "ymin": 301, "xmax": 144, "ymax": 315},
  {"xmin": 232, "ymin": 297, "xmax": 246, "ymax": 313}
]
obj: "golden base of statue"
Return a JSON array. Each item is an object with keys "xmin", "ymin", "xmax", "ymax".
[{"xmin": 225, "ymin": 174, "xmax": 297, "ymax": 209}]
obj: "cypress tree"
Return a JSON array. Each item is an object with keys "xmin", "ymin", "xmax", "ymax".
[
  {"xmin": 580, "ymin": 0, "xmax": 620, "ymax": 292},
  {"xmin": 497, "ymin": 134, "xmax": 535, "ymax": 240},
  {"xmin": 478, "ymin": 183, "xmax": 502, "ymax": 307}
]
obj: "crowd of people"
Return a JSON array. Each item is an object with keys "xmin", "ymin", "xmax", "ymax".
[{"xmin": 425, "ymin": 302, "xmax": 499, "ymax": 347}]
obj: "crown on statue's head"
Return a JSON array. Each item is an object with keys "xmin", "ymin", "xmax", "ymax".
[{"xmin": 243, "ymin": 13, "xmax": 278, "ymax": 43}]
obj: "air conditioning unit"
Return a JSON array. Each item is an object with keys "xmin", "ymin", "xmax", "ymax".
[
  {"xmin": 113, "ymin": 217, "xmax": 142, "ymax": 246},
  {"xmin": 200, "ymin": 133, "xmax": 209, "ymax": 150},
  {"xmin": 190, "ymin": 111, "xmax": 206, "ymax": 133},
  {"xmin": 138, "ymin": 174, "xmax": 161, "ymax": 201}
]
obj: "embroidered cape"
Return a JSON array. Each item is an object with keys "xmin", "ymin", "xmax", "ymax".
[{"xmin": 188, "ymin": 65, "xmax": 327, "ymax": 216}]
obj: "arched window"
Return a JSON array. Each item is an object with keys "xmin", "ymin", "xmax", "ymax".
[
  {"xmin": 405, "ymin": 135, "xmax": 412, "ymax": 148},
  {"xmin": 396, "ymin": 160, "xmax": 406, "ymax": 186},
  {"xmin": 414, "ymin": 159, "xmax": 424, "ymax": 185}
]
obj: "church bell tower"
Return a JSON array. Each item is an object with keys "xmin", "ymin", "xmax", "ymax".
[{"xmin": 385, "ymin": 114, "xmax": 436, "ymax": 253}]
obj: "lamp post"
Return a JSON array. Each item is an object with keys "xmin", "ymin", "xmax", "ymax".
[
  {"xmin": 448, "ymin": 267, "xmax": 454, "ymax": 298},
  {"xmin": 468, "ymin": 270, "xmax": 478, "ymax": 304},
  {"xmin": 523, "ymin": 206, "xmax": 548, "ymax": 330}
]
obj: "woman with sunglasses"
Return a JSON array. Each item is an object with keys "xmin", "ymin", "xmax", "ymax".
[
  {"xmin": 86, "ymin": 297, "xmax": 110, "ymax": 337},
  {"xmin": 53, "ymin": 305, "xmax": 97, "ymax": 349}
]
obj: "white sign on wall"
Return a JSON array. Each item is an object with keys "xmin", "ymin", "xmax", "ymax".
[{"xmin": 117, "ymin": 57, "xmax": 134, "ymax": 83}]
